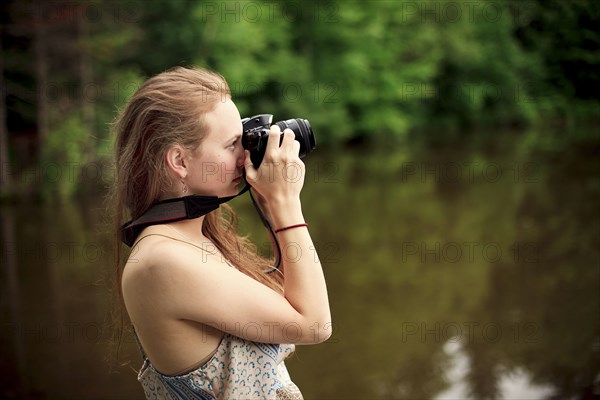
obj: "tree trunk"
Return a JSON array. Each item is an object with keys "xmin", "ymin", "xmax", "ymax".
[
  {"xmin": 33, "ymin": 0, "xmax": 49, "ymax": 159},
  {"xmin": 0, "ymin": 33, "xmax": 13, "ymax": 195},
  {"xmin": 78, "ymin": 0, "xmax": 95, "ymax": 159}
]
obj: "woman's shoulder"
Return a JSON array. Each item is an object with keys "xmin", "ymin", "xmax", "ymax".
[
  {"xmin": 122, "ymin": 228, "xmax": 229, "ymax": 290},
  {"xmin": 126, "ymin": 231, "xmax": 182, "ymax": 267}
]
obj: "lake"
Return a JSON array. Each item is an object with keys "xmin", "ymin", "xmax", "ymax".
[{"xmin": 1, "ymin": 128, "xmax": 599, "ymax": 399}]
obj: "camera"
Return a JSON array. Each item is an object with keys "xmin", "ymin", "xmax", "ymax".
[{"xmin": 241, "ymin": 114, "xmax": 316, "ymax": 168}]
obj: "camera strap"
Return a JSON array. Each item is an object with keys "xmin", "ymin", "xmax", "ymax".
[{"xmin": 121, "ymin": 183, "xmax": 251, "ymax": 247}]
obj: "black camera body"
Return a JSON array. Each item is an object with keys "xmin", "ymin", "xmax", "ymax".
[{"xmin": 241, "ymin": 114, "xmax": 316, "ymax": 168}]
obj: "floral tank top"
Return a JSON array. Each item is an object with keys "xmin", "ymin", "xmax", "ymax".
[{"xmin": 137, "ymin": 333, "xmax": 303, "ymax": 400}]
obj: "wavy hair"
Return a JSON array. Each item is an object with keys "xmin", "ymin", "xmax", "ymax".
[{"xmin": 109, "ymin": 66, "xmax": 283, "ymax": 357}]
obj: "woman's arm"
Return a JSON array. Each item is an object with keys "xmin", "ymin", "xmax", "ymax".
[
  {"xmin": 123, "ymin": 126, "xmax": 331, "ymax": 344},
  {"xmin": 243, "ymin": 125, "xmax": 331, "ymax": 342}
]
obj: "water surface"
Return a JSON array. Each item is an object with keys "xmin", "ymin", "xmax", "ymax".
[{"xmin": 1, "ymin": 128, "xmax": 599, "ymax": 399}]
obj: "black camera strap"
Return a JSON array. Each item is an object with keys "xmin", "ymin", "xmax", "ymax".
[{"xmin": 121, "ymin": 183, "xmax": 251, "ymax": 247}]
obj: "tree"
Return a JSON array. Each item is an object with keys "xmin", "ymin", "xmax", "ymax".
[{"xmin": 0, "ymin": 33, "xmax": 12, "ymax": 196}]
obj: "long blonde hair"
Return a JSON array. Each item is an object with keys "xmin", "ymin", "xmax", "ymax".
[{"xmin": 110, "ymin": 66, "xmax": 283, "ymax": 354}]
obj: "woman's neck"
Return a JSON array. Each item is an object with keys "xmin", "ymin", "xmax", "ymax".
[{"xmin": 167, "ymin": 216, "xmax": 208, "ymax": 243}]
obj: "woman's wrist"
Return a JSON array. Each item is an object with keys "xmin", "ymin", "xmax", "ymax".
[
  {"xmin": 268, "ymin": 197, "xmax": 304, "ymax": 229},
  {"xmin": 267, "ymin": 194, "xmax": 301, "ymax": 210},
  {"xmin": 250, "ymin": 189, "xmax": 273, "ymax": 223},
  {"xmin": 274, "ymin": 223, "xmax": 308, "ymax": 234}
]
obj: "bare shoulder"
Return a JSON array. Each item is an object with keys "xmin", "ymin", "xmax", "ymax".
[
  {"xmin": 121, "ymin": 234, "xmax": 234, "ymax": 312},
  {"xmin": 120, "ymin": 231, "xmax": 329, "ymax": 344}
]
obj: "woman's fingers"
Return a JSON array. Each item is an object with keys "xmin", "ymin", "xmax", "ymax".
[
  {"xmin": 265, "ymin": 126, "xmax": 297, "ymax": 155},
  {"xmin": 244, "ymin": 150, "xmax": 257, "ymax": 181},
  {"xmin": 280, "ymin": 129, "xmax": 296, "ymax": 152},
  {"xmin": 265, "ymin": 124, "xmax": 282, "ymax": 156},
  {"xmin": 247, "ymin": 126, "xmax": 305, "ymax": 202}
]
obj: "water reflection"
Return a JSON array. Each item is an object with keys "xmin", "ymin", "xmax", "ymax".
[
  {"xmin": 436, "ymin": 341, "xmax": 555, "ymax": 399},
  {"xmin": 1, "ymin": 129, "xmax": 599, "ymax": 399}
]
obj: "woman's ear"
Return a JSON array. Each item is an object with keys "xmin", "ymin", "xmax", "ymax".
[{"xmin": 165, "ymin": 145, "xmax": 188, "ymax": 179}]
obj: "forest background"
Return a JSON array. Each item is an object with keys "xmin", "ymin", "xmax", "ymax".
[{"xmin": 0, "ymin": 0, "xmax": 598, "ymax": 200}]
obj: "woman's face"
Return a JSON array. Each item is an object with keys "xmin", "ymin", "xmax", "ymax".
[{"xmin": 185, "ymin": 97, "xmax": 245, "ymax": 197}]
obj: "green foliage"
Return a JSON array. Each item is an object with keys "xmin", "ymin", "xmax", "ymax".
[
  {"xmin": 96, "ymin": 68, "xmax": 145, "ymax": 152},
  {"xmin": 425, "ymin": 0, "xmax": 540, "ymax": 131},
  {"xmin": 502, "ymin": 0, "xmax": 600, "ymax": 126},
  {"xmin": 124, "ymin": 0, "xmax": 207, "ymax": 75},
  {"xmin": 41, "ymin": 114, "xmax": 89, "ymax": 199},
  {"xmin": 3, "ymin": 0, "xmax": 599, "ymax": 199}
]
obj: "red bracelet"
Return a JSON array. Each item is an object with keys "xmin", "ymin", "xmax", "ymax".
[{"xmin": 274, "ymin": 223, "xmax": 308, "ymax": 234}]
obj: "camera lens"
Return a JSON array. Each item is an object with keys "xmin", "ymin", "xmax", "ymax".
[
  {"xmin": 242, "ymin": 115, "xmax": 316, "ymax": 169},
  {"xmin": 275, "ymin": 118, "xmax": 316, "ymax": 158}
]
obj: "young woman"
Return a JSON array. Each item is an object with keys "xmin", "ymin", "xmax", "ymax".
[{"xmin": 112, "ymin": 66, "xmax": 331, "ymax": 399}]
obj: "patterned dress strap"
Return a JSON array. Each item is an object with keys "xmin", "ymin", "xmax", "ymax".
[{"xmin": 131, "ymin": 325, "xmax": 148, "ymax": 361}]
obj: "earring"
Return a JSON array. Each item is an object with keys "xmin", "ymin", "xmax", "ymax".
[{"xmin": 181, "ymin": 180, "xmax": 188, "ymax": 194}]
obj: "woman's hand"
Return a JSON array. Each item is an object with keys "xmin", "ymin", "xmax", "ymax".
[
  {"xmin": 244, "ymin": 125, "xmax": 305, "ymax": 206},
  {"xmin": 250, "ymin": 187, "xmax": 273, "ymax": 224},
  {"xmin": 126, "ymin": 127, "xmax": 330, "ymax": 347}
]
